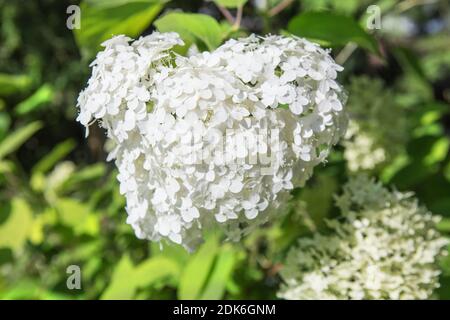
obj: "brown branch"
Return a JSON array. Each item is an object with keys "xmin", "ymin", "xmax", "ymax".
[
  {"xmin": 216, "ymin": 4, "xmax": 235, "ymax": 24},
  {"xmin": 233, "ymin": 5, "xmax": 244, "ymax": 30},
  {"xmin": 268, "ymin": 0, "xmax": 294, "ymax": 17},
  {"xmin": 335, "ymin": 42, "xmax": 358, "ymax": 65}
]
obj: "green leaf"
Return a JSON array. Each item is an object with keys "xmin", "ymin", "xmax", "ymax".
[
  {"xmin": 211, "ymin": 0, "xmax": 247, "ymax": 8},
  {"xmin": 14, "ymin": 84, "xmax": 54, "ymax": 115},
  {"xmin": 178, "ymin": 234, "xmax": 219, "ymax": 299},
  {"xmin": 155, "ymin": 12, "xmax": 224, "ymax": 51},
  {"xmin": 74, "ymin": 0, "xmax": 166, "ymax": 57},
  {"xmin": 61, "ymin": 163, "xmax": 106, "ymax": 191},
  {"xmin": 200, "ymin": 245, "xmax": 236, "ymax": 299},
  {"xmin": 0, "ymin": 73, "xmax": 32, "ymax": 96},
  {"xmin": 0, "ymin": 121, "xmax": 42, "ymax": 160},
  {"xmin": 0, "ymin": 198, "xmax": 34, "ymax": 253},
  {"xmin": 31, "ymin": 139, "xmax": 76, "ymax": 175},
  {"xmin": 101, "ymin": 255, "xmax": 136, "ymax": 300},
  {"xmin": 101, "ymin": 255, "xmax": 181, "ymax": 299},
  {"xmin": 381, "ymin": 154, "xmax": 410, "ymax": 183},
  {"xmin": 0, "ymin": 280, "xmax": 71, "ymax": 300},
  {"xmin": 134, "ymin": 256, "xmax": 181, "ymax": 288},
  {"xmin": 287, "ymin": 11, "xmax": 379, "ymax": 55},
  {"xmin": 424, "ymin": 137, "xmax": 450, "ymax": 166}
]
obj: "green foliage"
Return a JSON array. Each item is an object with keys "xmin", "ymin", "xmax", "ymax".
[
  {"xmin": 211, "ymin": 0, "xmax": 248, "ymax": 8},
  {"xmin": 155, "ymin": 12, "xmax": 227, "ymax": 51},
  {"xmin": 74, "ymin": 0, "xmax": 166, "ymax": 57},
  {"xmin": 14, "ymin": 84, "xmax": 55, "ymax": 116},
  {"xmin": 178, "ymin": 234, "xmax": 219, "ymax": 299},
  {"xmin": 200, "ymin": 244, "xmax": 238, "ymax": 299},
  {"xmin": 0, "ymin": 74, "xmax": 32, "ymax": 96},
  {"xmin": 31, "ymin": 139, "xmax": 76, "ymax": 175},
  {"xmin": 288, "ymin": 11, "xmax": 379, "ymax": 55},
  {"xmin": 0, "ymin": 0, "xmax": 449, "ymax": 301},
  {"xmin": 101, "ymin": 254, "xmax": 181, "ymax": 299},
  {"xmin": 0, "ymin": 121, "xmax": 42, "ymax": 160},
  {"xmin": 0, "ymin": 198, "xmax": 34, "ymax": 254}
]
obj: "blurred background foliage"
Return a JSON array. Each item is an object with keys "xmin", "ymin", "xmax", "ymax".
[{"xmin": 0, "ymin": 0, "xmax": 449, "ymax": 299}]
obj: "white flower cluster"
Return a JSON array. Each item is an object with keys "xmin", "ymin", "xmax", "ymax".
[
  {"xmin": 343, "ymin": 76, "xmax": 408, "ymax": 172},
  {"xmin": 76, "ymin": 32, "xmax": 347, "ymax": 250},
  {"xmin": 279, "ymin": 175, "xmax": 448, "ymax": 300},
  {"xmin": 344, "ymin": 122, "xmax": 387, "ymax": 172}
]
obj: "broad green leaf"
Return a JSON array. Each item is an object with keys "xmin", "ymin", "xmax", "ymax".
[
  {"xmin": 420, "ymin": 110, "xmax": 443, "ymax": 127},
  {"xmin": 0, "ymin": 73, "xmax": 32, "ymax": 96},
  {"xmin": 0, "ymin": 280, "xmax": 71, "ymax": 300},
  {"xmin": 200, "ymin": 245, "xmax": 236, "ymax": 299},
  {"xmin": 101, "ymin": 255, "xmax": 135, "ymax": 299},
  {"xmin": 211, "ymin": 0, "xmax": 247, "ymax": 8},
  {"xmin": 14, "ymin": 84, "xmax": 54, "ymax": 115},
  {"xmin": 32, "ymin": 139, "xmax": 76, "ymax": 175},
  {"xmin": 74, "ymin": 0, "xmax": 166, "ymax": 57},
  {"xmin": 424, "ymin": 137, "xmax": 450, "ymax": 166},
  {"xmin": 0, "ymin": 121, "xmax": 42, "ymax": 160},
  {"xmin": 101, "ymin": 256, "xmax": 181, "ymax": 299},
  {"xmin": 287, "ymin": 11, "xmax": 379, "ymax": 55},
  {"xmin": 134, "ymin": 256, "xmax": 181, "ymax": 287},
  {"xmin": 155, "ymin": 13, "xmax": 224, "ymax": 51},
  {"xmin": 178, "ymin": 234, "xmax": 219, "ymax": 299},
  {"xmin": 0, "ymin": 198, "xmax": 34, "ymax": 253},
  {"xmin": 381, "ymin": 154, "xmax": 410, "ymax": 183}
]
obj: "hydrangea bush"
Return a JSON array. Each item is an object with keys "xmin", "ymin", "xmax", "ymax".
[
  {"xmin": 278, "ymin": 175, "xmax": 448, "ymax": 300},
  {"xmin": 76, "ymin": 32, "xmax": 347, "ymax": 250},
  {"xmin": 1, "ymin": 0, "xmax": 449, "ymax": 301}
]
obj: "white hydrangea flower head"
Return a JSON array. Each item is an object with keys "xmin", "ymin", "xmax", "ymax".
[
  {"xmin": 76, "ymin": 32, "xmax": 347, "ymax": 250},
  {"xmin": 343, "ymin": 76, "xmax": 409, "ymax": 172},
  {"xmin": 279, "ymin": 175, "xmax": 449, "ymax": 300},
  {"xmin": 344, "ymin": 122, "xmax": 387, "ymax": 172}
]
